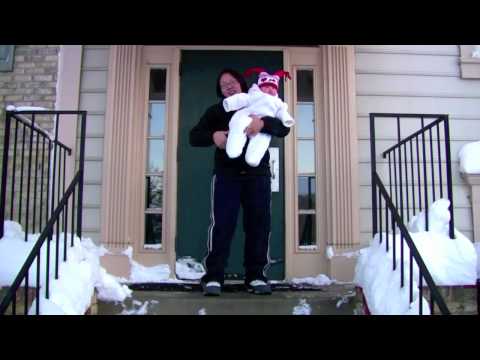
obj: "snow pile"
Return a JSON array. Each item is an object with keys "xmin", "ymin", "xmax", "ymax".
[
  {"xmin": 354, "ymin": 199, "xmax": 477, "ymax": 315},
  {"xmin": 292, "ymin": 299, "xmax": 311, "ymax": 315},
  {"xmin": 475, "ymin": 243, "xmax": 480, "ymax": 279},
  {"xmin": 0, "ymin": 221, "xmax": 131, "ymax": 315},
  {"xmin": 408, "ymin": 199, "xmax": 451, "ymax": 234},
  {"xmin": 326, "ymin": 245, "xmax": 362, "ymax": 259},
  {"xmin": 290, "ymin": 274, "xmax": 335, "ymax": 287},
  {"xmin": 175, "ymin": 256, "xmax": 205, "ymax": 280},
  {"xmin": 458, "ymin": 141, "xmax": 480, "ymax": 174},
  {"xmin": 326, "ymin": 246, "xmax": 334, "ymax": 259},
  {"xmin": 407, "ymin": 199, "xmax": 477, "ymax": 285},
  {"xmin": 122, "ymin": 247, "xmax": 170, "ymax": 283},
  {"xmin": 472, "ymin": 45, "xmax": 480, "ymax": 58}
]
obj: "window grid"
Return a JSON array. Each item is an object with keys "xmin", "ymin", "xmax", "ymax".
[
  {"xmin": 296, "ymin": 69, "xmax": 317, "ymax": 250},
  {"xmin": 144, "ymin": 68, "xmax": 167, "ymax": 248}
]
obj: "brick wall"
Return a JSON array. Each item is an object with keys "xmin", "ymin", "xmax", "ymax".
[
  {"xmin": 0, "ymin": 45, "xmax": 61, "ymax": 233},
  {"xmin": 0, "ymin": 45, "xmax": 59, "ymax": 127}
]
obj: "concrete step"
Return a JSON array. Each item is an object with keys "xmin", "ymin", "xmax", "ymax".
[
  {"xmin": 423, "ymin": 285, "xmax": 479, "ymax": 315},
  {"xmin": 97, "ymin": 284, "xmax": 363, "ymax": 315}
]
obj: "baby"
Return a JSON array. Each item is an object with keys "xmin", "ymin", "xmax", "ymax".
[{"xmin": 223, "ymin": 67, "xmax": 295, "ymax": 167}]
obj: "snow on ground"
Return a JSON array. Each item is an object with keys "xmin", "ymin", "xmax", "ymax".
[
  {"xmin": 198, "ymin": 308, "xmax": 207, "ymax": 315},
  {"xmin": 120, "ymin": 301, "xmax": 150, "ymax": 315},
  {"xmin": 290, "ymin": 273, "xmax": 335, "ymax": 287},
  {"xmin": 458, "ymin": 141, "xmax": 480, "ymax": 174},
  {"xmin": 354, "ymin": 199, "xmax": 477, "ymax": 315},
  {"xmin": 336, "ymin": 290, "xmax": 356, "ymax": 309},
  {"xmin": 292, "ymin": 299, "xmax": 311, "ymax": 315},
  {"xmin": 0, "ymin": 221, "xmax": 132, "ymax": 315}
]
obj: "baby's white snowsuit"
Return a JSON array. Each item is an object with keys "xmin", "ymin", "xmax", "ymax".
[{"xmin": 223, "ymin": 84, "xmax": 295, "ymax": 167}]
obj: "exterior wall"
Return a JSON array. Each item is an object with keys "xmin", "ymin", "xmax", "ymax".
[
  {"xmin": 77, "ymin": 46, "xmax": 110, "ymax": 244},
  {"xmin": 355, "ymin": 45, "xmax": 480, "ymax": 246}
]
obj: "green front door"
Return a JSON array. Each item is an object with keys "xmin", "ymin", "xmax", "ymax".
[{"xmin": 177, "ymin": 50, "xmax": 285, "ymax": 280}]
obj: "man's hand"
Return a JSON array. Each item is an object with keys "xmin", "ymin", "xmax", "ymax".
[
  {"xmin": 212, "ymin": 131, "xmax": 228, "ymax": 149},
  {"xmin": 245, "ymin": 115, "xmax": 264, "ymax": 136}
]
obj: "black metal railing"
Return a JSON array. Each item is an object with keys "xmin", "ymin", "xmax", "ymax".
[
  {"xmin": 369, "ymin": 113, "xmax": 455, "ymax": 315},
  {"xmin": 373, "ymin": 172, "xmax": 450, "ymax": 314},
  {"xmin": 0, "ymin": 110, "xmax": 86, "ymax": 315},
  {"xmin": 370, "ymin": 114, "xmax": 455, "ymax": 239}
]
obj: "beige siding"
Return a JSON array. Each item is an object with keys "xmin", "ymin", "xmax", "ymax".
[
  {"xmin": 78, "ymin": 45, "xmax": 109, "ymax": 244},
  {"xmin": 355, "ymin": 45, "xmax": 480, "ymax": 245}
]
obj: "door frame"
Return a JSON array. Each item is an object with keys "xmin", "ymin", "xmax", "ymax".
[{"xmin": 100, "ymin": 45, "xmax": 360, "ymax": 281}]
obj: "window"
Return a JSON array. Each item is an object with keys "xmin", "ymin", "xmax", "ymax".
[
  {"xmin": 296, "ymin": 69, "xmax": 317, "ymax": 250},
  {"xmin": 0, "ymin": 45, "xmax": 15, "ymax": 72},
  {"xmin": 144, "ymin": 68, "xmax": 167, "ymax": 249}
]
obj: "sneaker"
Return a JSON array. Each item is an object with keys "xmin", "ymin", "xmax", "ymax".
[
  {"xmin": 247, "ymin": 280, "xmax": 272, "ymax": 295},
  {"xmin": 201, "ymin": 281, "xmax": 221, "ymax": 296}
]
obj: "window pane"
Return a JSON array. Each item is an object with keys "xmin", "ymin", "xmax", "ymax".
[
  {"xmin": 297, "ymin": 70, "xmax": 313, "ymax": 102},
  {"xmin": 146, "ymin": 175, "xmax": 163, "ymax": 209},
  {"xmin": 145, "ymin": 214, "xmax": 162, "ymax": 245},
  {"xmin": 148, "ymin": 139, "xmax": 164, "ymax": 173},
  {"xmin": 298, "ymin": 214, "xmax": 316, "ymax": 246},
  {"xmin": 297, "ymin": 103, "xmax": 315, "ymax": 138},
  {"xmin": 149, "ymin": 102, "xmax": 165, "ymax": 136},
  {"xmin": 298, "ymin": 176, "xmax": 316, "ymax": 210},
  {"xmin": 297, "ymin": 140, "xmax": 315, "ymax": 174},
  {"xmin": 149, "ymin": 69, "xmax": 166, "ymax": 101}
]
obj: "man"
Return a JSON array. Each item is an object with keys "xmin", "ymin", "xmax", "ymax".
[{"xmin": 189, "ymin": 68, "xmax": 290, "ymax": 296}]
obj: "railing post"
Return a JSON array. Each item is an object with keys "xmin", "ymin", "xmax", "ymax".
[
  {"xmin": 0, "ymin": 112, "xmax": 12, "ymax": 238},
  {"xmin": 443, "ymin": 115, "xmax": 455, "ymax": 239},
  {"xmin": 370, "ymin": 114, "xmax": 378, "ymax": 236},
  {"xmin": 76, "ymin": 112, "xmax": 87, "ymax": 239}
]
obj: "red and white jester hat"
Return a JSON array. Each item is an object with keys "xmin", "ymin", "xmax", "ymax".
[{"xmin": 243, "ymin": 67, "xmax": 291, "ymax": 90}]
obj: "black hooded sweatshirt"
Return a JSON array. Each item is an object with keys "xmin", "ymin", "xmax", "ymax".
[{"xmin": 189, "ymin": 101, "xmax": 290, "ymax": 176}]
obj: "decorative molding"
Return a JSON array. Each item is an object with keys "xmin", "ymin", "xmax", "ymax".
[
  {"xmin": 319, "ymin": 45, "xmax": 359, "ymax": 249},
  {"xmin": 101, "ymin": 45, "xmax": 143, "ymax": 248}
]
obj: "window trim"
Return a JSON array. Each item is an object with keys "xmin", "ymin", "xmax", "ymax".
[{"xmin": 0, "ymin": 45, "xmax": 15, "ymax": 72}]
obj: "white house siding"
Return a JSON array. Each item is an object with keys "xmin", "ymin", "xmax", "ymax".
[
  {"xmin": 355, "ymin": 45, "xmax": 480, "ymax": 245},
  {"xmin": 77, "ymin": 45, "xmax": 109, "ymax": 244}
]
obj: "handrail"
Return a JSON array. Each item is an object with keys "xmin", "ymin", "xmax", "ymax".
[
  {"xmin": 0, "ymin": 173, "xmax": 81, "ymax": 315},
  {"xmin": 10, "ymin": 113, "xmax": 72, "ymax": 153},
  {"xmin": 0, "ymin": 109, "xmax": 86, "ymax": 315},
  {"xmin": 373, "ymin": 172, "xmax": 450, "ymax": 315},
  {"xmin": 382, "ymin": 116, "xmax": 445, "ymax": 157},
  {"xmin": 370, "ymin": 113, "xmax": 455, "ymax": 239}
]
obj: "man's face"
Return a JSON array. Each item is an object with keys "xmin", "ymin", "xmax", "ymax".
[
  {"xmin": 219, "ymin": 73, "xmax": 242, "ymax": 97},
  {"xmin": 259, "ymin": 84, "xmax": 277, "ymax": 96}
]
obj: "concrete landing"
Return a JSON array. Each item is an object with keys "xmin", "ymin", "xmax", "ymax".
[{"xmin": 97, "ymin": 284, "xmax": 362, "ymax": 315}]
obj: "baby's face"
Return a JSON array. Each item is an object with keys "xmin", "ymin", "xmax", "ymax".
[{"xmin": 259, "ymin": 85, "xmax": 277, "ymax": 96}]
